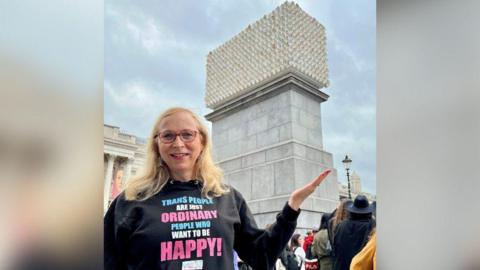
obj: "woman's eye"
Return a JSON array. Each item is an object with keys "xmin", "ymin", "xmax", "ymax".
[
  {"xmin": 162, "ymin": 133, "xmax": 175, "ymax": 140},
  {"xmin": 181, "ymin": 133, "xmax": 193, "ymax": 139}
]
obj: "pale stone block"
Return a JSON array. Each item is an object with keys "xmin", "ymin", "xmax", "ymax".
[
  {"xmin": 294, "ymin": 159, "xmax": 318, "ymax": 189},
  {"xmin": 292, "ymin": 156, "xmax": 336, "ymax": 199},
  {"xmin": 305, "ymin": 97, "xmax": 321, "ymax": 117},
  {"xmin": 266, "ymin": 143, "xmax": 293, "ymax": 162},
  {"xmin": 312, "ymin": 197, "xmax": 338, "ymax": 213},
  {"xmin": 323, "ymin": 169, "xmax": 339, "ymax": 200},
  {"xmin": 230, "ymin": 141, "xmax": 243, "ymax": 157},
  {"xmin": 267, "ymin": 109, "xmax": 292, "ymax": 129},
  {"xmin": 213, "ymin": 129, "xmax": 229, "ymax": 147},
  {"xmin": 290, "ymin": 90, "xmax": 306, "ymax": 109},
  {"xmin": 228, "ymin": 124, "xmax": 247, "ymax": 142},
  {"xmin": 216, "ymin": 141, "xmax": 241, "ymax": 160},
  {"xmin": 243, "ymin": 106, "xmax": 258, "ymax": 121},
  {"xmin": 247, "ymin": 115, "xmax": 269, "ymax": 136},
  {"xmin": 291, "ymin": 105, "xmax": 300, "ymax": 123},
  {"xmin": 223, "ymin": 174, "xmax": 230, "ymax": 185},
  {"xmin": 291, "ymin": 122, "xmax": 308, "ymax": 143},
  {"xmin": 212, "ymin": 120, "xmax": 226, "ymax": 134},
  {"xmin": 212, "ymin": 145, "xmax": 223, "ymax": 161},
  {"xmin": 307, "ymin": 129, "xmax": 323, "ymax": 149},
  {"xmin": 257, "ymin": 127, "xmax": 280, "ymax": 148},
  {"xmin": 322, "ymin": 152, "xmax": 333, "ymax": 165},
  {"xmin": 315, "ymin": 175, "xmax": 328, "ymax": 198},
  {"xmin": 274, "ymin": 159, "xmax": 296, "ymax": 195},
  {"xmin": 258, "ymin": 96, "xmax": 277, "ymax": 114},
  {"xmin": 249, "ymin": 196, "xmax": 290, "ymax": 214},
  {"xmin": 215, "ymin": 118, "xmax": 230, "ymax": 132},
  {"xmin": 315, "ymin": 114, "xmax": 322, "ymax": 130},
  {"xmin": 305, "ymin": 146, "xmax": 322, "ymax": 163},
  {"xmin": 296, "ymin": 210, "xmax": 324, "ymax": 231},
  {"xmin": 304, "ymin": 147, "xmax": 332, "ymax": 165},
  {"xmin": 251, "ymin": 164, "xmax": 275, "ymax": 199},
  {"xmin": 228, "ymin": 169, "xmax": 252, "ymax": 201},
  {"xmin": 239, "ymin": 135, "xmax": 257, "ymax": 153},
  {"xmin": 278, "ymin": 123, "xmax": 293, "ymax": 142},
  {"xmin": 298, "ymin": 109, "xmax": 319, "ymax": 130},
  {"xmin": 314, "ymin": 168, "xmax": 337, "ymax": 198},
  {"xmin": 219, "ymin": 158, "xmax": 242, "ymax": 173},
  {"xmin": 241, "ymin": 151, "xmax": 266, "ymax": 168},
  {"xmin": 293, "ymin": 143, "xmax": 307, "ymax": 158}
]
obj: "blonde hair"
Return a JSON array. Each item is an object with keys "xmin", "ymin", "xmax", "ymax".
[{"xmin": 124, "ymin": 107, "xmax": 229, "ymax": 201}]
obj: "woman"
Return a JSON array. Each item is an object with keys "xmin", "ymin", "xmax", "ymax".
[
  {"xmin": 110, "ymin": 169, "xmax": 123, "ymax": 201},
  {"xmin": 290, "ymin": 234, "xmax": 306, "ymax": 270},
  {"xmin": 333, "ymin": 195, "xmax": 375, "ymax": 270},
  {"xmin": 328, "ymin": 199, "xmax": 350, "ymax": 250},
  {"xmin": 312, "ymin": 213, "xmax": 334, "ymax": 270},
  {"xmin": 104, "ymin": 107, "xmax": 331, "ymax": 270}
]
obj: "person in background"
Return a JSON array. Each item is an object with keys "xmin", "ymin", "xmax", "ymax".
[
  {"xmin": 333, "ymin": 195, "xmax": 375, "ymax": 270},
  {"xmin": 290, "ymin": 233, "xmax": 306, "ymax": 270},
  {"xmin": 110, "ymin": 169, "xmax": 123, "ymax": 201},
  {"xmin": 303, "ymin": 230, "xmax": 314, "ymax": 253},
  {"xmin": 349, "ymin": 229, "xmax": 376, "ymax": 270},
  {"xmin": 303, "ymin": 229, "xmax": 319, "ymax": 270},
  {"xmin": 328, "ymin": 199, "xmax": 350, "ymax": 247},
  {"xmin": 312, "ymin": 213, "xmax": 334, "ymax": 270}
]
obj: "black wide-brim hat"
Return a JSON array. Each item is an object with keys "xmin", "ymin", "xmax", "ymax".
[{"xmin": 346, "ymin": 195, "xmax": 373, "ymax": 214}]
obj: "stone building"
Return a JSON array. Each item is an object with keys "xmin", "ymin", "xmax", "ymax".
[
  {"xmin": 351, "ymin": 171, "xmax": 362, "ymax": 195},
  {"xmin": 103, "ymin": 124, "xmax": 146, "ymax": 212},
  {"xmin": 338, "ymin": 171, "xmax": 376, "ymax": 202},
  {"xmin": 205, "ymin": 2, "xmax": 339, "ymax": 230}
]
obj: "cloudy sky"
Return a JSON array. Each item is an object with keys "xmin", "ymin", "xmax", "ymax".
[{"xmin": 104, "ymin": 0, "xmax": 376, "ymax": 194}]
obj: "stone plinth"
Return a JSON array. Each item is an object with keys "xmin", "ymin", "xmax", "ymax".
[{"xmin": 206, "ymin": 73, "xmax": 339, "ymax": 230}]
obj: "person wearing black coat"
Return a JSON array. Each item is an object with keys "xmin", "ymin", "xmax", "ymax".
[{"xmin": 332, "ymin": 195, "xmax": 375, "ymax": 270}]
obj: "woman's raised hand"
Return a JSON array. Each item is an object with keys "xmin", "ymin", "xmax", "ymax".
[{"xmin": 288, "ymin": 169, "xmax": 332, "ymax": 211}]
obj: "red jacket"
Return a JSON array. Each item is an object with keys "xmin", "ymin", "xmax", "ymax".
[{"xmin": 303, "ymin": 234, "xmax": 314, "ymax": 252}]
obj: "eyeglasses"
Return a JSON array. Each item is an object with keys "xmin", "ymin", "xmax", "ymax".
[{"xmin": 154, "ymin": 129, "xmax": 198, "ymax": 144}]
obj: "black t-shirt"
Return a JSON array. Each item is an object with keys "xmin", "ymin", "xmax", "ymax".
[{"xmin": 104, "ymin": 180, "xmax": 300, "ymax": 270}]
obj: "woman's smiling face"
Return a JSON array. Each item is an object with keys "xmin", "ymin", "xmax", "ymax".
[{"xmin": 156, "ymin": 111, "xmax": 204, "ymax": 181}]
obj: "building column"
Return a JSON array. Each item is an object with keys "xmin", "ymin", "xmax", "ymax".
[
  {"xmin": 104, "ymin": 154, "xmax": 116, "ymax": 212},
  {"xmin": 123, "ymin": 158, "xmax": 134, "ymax": 186}
]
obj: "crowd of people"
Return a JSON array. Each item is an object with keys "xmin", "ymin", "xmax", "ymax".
[{"xmin": 238, "ymin": 195, "xmax": 377, "ymax": 270}]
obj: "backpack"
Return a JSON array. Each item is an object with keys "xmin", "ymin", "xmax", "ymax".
[{"xmin": 279, "ymin": 247, "xmax": 302, "ymax": 270}]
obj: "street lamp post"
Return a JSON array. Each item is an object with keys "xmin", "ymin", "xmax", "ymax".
[{"xmin": 342, "ymin": 154, "xmax": 352, "ymax": 199}]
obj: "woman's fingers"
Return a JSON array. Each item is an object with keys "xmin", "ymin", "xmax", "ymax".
[{"xmin": 310, "ymin": 169, "xmax": 332, "ymax": 187}]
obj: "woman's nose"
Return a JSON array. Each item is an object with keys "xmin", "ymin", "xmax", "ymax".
[{"xmin": 171, "ymin": 135, "xmax": 184, "ymax": 147}]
